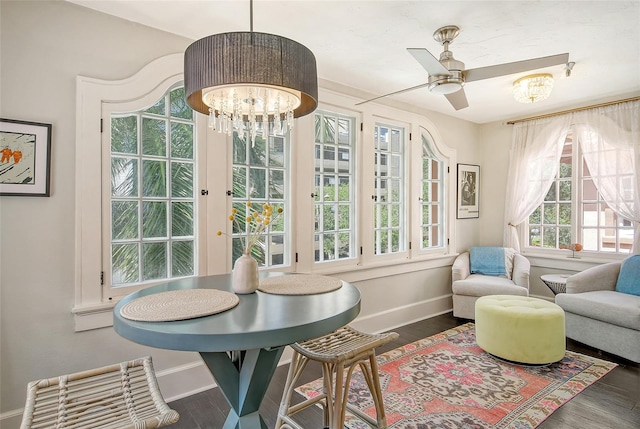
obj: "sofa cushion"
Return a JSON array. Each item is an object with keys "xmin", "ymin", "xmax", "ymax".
[
  {"xmin": 615, "ymin": 255, "xmax": 640, "ymax": 297},
  {"xmin": 453, "ymin": 275, "xmax": 528, "ymax": 297},
  {"xmin": 555, "ymin": 290, "xmax": 640, "ymax": 331},
  {"xmin": 470, "ymin": 247, "xmax": 515, "ymax": 279}
]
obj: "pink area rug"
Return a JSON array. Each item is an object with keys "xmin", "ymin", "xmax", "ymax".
[{"xmin": 296, "ymin": 323, "xmax": 616, "ymax": 428}]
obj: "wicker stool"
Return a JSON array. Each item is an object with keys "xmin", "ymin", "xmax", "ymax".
[
  {"xmin": 276, "ymin": 325, "xmax": 398, "ymax": 429},
  {"xmin": 20, "ymin": 356, "xmax": 179, "ymax": 429}
]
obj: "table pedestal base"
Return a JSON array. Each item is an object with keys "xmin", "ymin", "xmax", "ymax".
[{"xmin": 200, "ymin": 346, "xmax": 284, "ymax": 429}]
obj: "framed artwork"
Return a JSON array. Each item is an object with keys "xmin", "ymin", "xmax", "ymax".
[
  {"xmin": 457, "ymin": 163, "xmax": 479, "ymax": 219},
  {"xmin": 0, "ymin": 118, "xmax": 52, "ymax": 196}
]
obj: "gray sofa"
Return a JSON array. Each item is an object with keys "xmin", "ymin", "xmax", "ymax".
[{"xmin": 555, "ymin": 261, "xmax": 640, "ymax": 363}]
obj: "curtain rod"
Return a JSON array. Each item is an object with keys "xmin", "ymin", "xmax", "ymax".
[{"xmin": 506, "ymin": 96, "xmax": 640, "ymax": 125}]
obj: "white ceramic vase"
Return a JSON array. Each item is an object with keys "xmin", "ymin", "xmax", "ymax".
[{"xmin": 232, "ymin": 253, "xmax": 259, "ymax": 294}]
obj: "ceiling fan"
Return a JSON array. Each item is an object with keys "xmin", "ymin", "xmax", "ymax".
[{"xmin": 356, "ymin": 25, "xmax": 570, "ymax": 110}]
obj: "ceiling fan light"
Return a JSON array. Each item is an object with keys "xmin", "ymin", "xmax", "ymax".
[
  {"xmin": 513, "ymin": 73, "xmax": 554, "ymax": 104},
  {"xmin": 428, "ymin": 74, "xmax": 464, "ymax": 95}
]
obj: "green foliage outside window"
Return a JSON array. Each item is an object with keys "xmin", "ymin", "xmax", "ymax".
[{"xmin": 110, "ymin": 86, "xmax": 195, "ymax": 286}]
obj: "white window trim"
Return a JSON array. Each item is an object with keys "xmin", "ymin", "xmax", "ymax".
[{"xmin": 73, "ymin": 54, "xmax": 186, "ymax": 331}]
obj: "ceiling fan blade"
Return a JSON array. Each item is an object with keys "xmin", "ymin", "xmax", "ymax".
[
  {"xmin": 464, "ymin": 53, "xmax": 570, "ymax": 82},
  {"xmin": 407, "ymin": 48, "xmax": 451, "ymax": 76},
  {"xmin": 355, "ymin": 81, "xmax": 431, "ymax": 106},
  {"xmin": 444, "ymin": 88, "xmax": 469, "ymax": 110}
]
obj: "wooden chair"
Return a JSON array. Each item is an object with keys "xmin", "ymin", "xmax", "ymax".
[
  {"xmin": 276, "ymin": 325, "xmax": 398, "ymax": 429},
  {"xmin": 20, "ymin": 356, "xmax": 179, "ymax": 429}
]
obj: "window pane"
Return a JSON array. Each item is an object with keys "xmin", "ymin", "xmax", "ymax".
[
  {"xmin": 559, "ymin": 180, "xmax": 571, "ymax": 201},
  {"xmin": 111, "ymin": 116, "xmax": 138, "ymax": 154},
  {"xmin": 172, "ymin": 241, "xmax": 194, "ymax": 277},
  {"xmin": 145, "ymin": 97, "xmax": 165, "ymax": 115},
  {"xmin": 143, "ymin": 160, "xmax": 167, "ymax": 197},
  {"xmin": 323, "ymin": 205, "xmax": 335, "ymax": 231},
  {"xmin": 171, "ymin": 162, "xmax": 193, "ymax": 198},
  {"xmin": 172, "ymin": 202, "xmax": 193, "ymax": 237},
  {"xmin": 543, "ymin": 227, "xmax": 556, "ymax": 248},
  {"xmin": 111, "ymin": 157, "xmax": 138, "ymax": 197},
  {"xmin": 529, "ymin": 206, "xmax": 541, "ymax": 224},
  {"xmin": 338, "ymin": 205, "xmax": 350, "ymax": 229},
  {"xmin": 171, "ymin": 123, "xmax": 194, "ymax": 159},
  {"xmin": 558, "ymin": 203, "xmax": 571, "ymax": 225},
  {"xmin": 169, "ymin": 87, "xmax": 192, "ymax": 120},
  {"xmin": 543, "ymin": 204, "xmax": 556, "ymax": 224},
  {"xmin": 269, "ymin": 170, "xmax": 284, "ymax": 199},
  {"xmin": 143, "ymin": 242, "xmax": 167, "ymax": 280},
  {"xmin": 250, "ymin": 168, "xmax": 267, "ymax": 198},
  {"xmin": 143, "ymin": 201, "xmax": 167, "ymax": 238},
  {"xmin": 544, "ymin": 184, "xmax": 556, "ymax": 201},
  {"xmin": 337, "ymin": 232, "xmax": 350, "ymax": 258},
  {"xmin": 142, "ymin": 117, "xmax": 167, "ymax": 156},
  {"xmin": 559, "ymin": 227, "xmax": 571, "ymax": 248},
  {"xmin": 269, "ymin": 137, "xmax": 285, "ymax": 167},
  {"xmin": 112, "ymin": 243, "xmax": 139, "ymax": 284},
  {"xmin": 583, "ymin": 178, "xmax": 597, "ymax": 200},
  {"xmin": 529, "ymin": 226, "xmax": 541, "ymax": 247},
  {"xmin": 112, "ymin": 201, "xmax": 138, "ymax": 240},
  {"xmin": 233, "ymin": 166, "xmax": 247, "ymax": 198}
]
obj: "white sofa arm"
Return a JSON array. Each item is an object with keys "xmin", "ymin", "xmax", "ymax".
[
  {"xmin": 452, "ymin": 252, "xmax": 470, "ymax": 282},
  {"xmin": 512, "ymin": 253, "xmax": 531, "ymax": 290},
  {"xmin": 565, "ymin": 261, "xmax": 620, "ymax": 294}
]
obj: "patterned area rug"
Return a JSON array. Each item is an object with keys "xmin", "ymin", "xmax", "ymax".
[{"xmin": 296, "ymin": 323, "xmax": 616, "ymax": 429}]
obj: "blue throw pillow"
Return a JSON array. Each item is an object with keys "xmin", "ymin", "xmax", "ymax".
[
  {"xmin": 615, "ymin": 255, "xmax": 640, "ymax": 297},
  {"xmin": 470, "ymin": 246, "xmax": 507, "ymax": 277}
]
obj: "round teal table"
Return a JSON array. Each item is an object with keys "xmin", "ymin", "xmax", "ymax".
[{"xmin": 113, "ymin": 272, "xmax": 361, "ymax": 429}]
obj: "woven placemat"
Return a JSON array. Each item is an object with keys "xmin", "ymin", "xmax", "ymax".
[
  {"xmin": 258, "ymin": 274, "xmax": 343, "ymax": 295},
  {"xmin": 120, "ymin": 289, "xmax": 240, "ymax": 322}
]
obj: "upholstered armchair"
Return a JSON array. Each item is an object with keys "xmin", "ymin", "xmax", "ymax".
[
  {"xmin": 452, "ymin": 247, "xmax": 530, "ymax": 319},
  {"xmin": 555, "ymin": 256, "xmax": 640, "ymax": 363}
]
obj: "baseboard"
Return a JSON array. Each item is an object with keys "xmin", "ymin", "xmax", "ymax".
[{"xmin": 0, "ymin": 296, "xmax": 453, "ymax": 427}]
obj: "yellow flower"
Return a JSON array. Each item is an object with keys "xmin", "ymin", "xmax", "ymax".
[{"xmin": 218, "ymin": 200, "xmax": 285, "ymax": 254}]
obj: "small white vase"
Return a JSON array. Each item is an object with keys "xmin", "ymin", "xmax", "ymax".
[{"xmin": 232, "ymin": 253, "xmax": 259, "ymax": 294}]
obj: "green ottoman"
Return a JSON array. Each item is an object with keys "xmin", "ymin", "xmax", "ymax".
[{"xmin": 475, "ymin": 295, "xmax": 566, "ymax": 364}]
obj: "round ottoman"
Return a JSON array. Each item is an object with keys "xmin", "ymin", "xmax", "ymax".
[{"xmin": 475, "ymin": 295, "xmax": 566, "ymax": 364}]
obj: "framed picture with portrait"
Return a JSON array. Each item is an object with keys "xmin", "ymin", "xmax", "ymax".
[
  {"xmin": 457, "ymin": 163, "xmax": 479, "ymax": 219},
  {"xmin": 0, "ymin": 118, "xmax": 52, "ymax": 196}
]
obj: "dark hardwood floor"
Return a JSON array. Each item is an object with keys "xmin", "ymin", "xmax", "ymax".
[{"xmin": 167, "ymin": 312, "xmax": 639, "ymax": 429}]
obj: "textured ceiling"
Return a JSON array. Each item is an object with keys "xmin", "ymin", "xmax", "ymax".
[{"xmin": 66, "ymin": 0, "xmax": 640, "ymax": 124}]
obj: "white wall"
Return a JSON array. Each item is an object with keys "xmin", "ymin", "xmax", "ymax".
[
  {"xmin": 0, "ymin": 1, "xmax": 203, "ymax": 425},
  {"xmin": 0, "ymin": 2, "xmax": 484, "ymax": 427}
]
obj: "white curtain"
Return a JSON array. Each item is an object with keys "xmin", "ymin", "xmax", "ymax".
[
  {"xmin": 573, "ymin": 100, "xmax": 640, "ymax": 253},
  {"xmin": 503, "ymin": 115, "xmax": 573, "ymax": 252}
]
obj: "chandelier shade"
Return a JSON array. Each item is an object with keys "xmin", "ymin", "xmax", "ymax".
[
  {"xmin": 512, "ymin": 73, "xmax": 554, "ymax": 104},
  {"xmin": 184, "ymin": 31, "xmax": 318, "ymax": 139}
]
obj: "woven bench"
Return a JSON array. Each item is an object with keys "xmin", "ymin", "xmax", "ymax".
[
  {"xmin": 276, "ymin": 325, "xmax": 398, "ymax": 429},
  {"xmin": 20, "ymin": 356, "xmax": 179, "ymax": 429}
]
